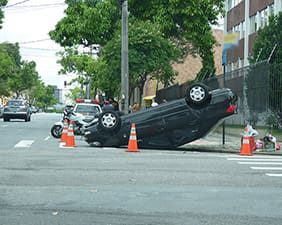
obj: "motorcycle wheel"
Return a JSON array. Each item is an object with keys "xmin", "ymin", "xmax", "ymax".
[{"xmin": 51, "ymin": 125, "xmax": 63, "ymax": 139}]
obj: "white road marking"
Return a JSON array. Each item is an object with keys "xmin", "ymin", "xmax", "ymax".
[
  {"xmin": 15, "ymin": 140, "xmax": 34, "ymax": 148},
  {"xmin": 238, "ymin": 162, "xmax": 282, "ymax": 165},
  {"xmin": 266, "ymin": 174, "xmax": 282, "ymax": 177},
  {"xmin": 227, "ymin": 156, "xmax": 282, "ymax": 177},
  {"xmin": 228, "ymin": 157, "xmax": 282, "ymax": 161},
  {"xmin": 250, "ymin": 167, "xmax": 282, "ymax": 170},
  {"xmin": 44, "ymin": 136, "xmax": 50, "ymax": 141}
]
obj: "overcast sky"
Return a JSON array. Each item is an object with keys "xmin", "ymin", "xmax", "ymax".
[{"xmin": 0, "ymin": 0, "xmax": 72, "ymax": 88}]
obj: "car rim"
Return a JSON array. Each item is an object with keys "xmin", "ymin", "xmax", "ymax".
[
  {"xmin": 54, "ymin": 126, "xmax": 62, "ymax": 137},
  {"xmin": 190, "ymin": 86, "xmax": 205, "ymax": 102},
  {"xmin": 101, "ymin": 113, "xmax": 116, "ymax": 128}
]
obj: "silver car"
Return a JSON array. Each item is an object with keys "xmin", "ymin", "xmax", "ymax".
[{"xmin": 2, "ymin": 99, "xmax": 31, "ymax": 122}]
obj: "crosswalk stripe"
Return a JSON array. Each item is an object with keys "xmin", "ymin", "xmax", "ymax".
[
  {"xmin": 15, "ymin": 140, "xmax": 34, "ymax": 148},
  {"xmin": 266, "ymin": 174, "xmax": 282, "ymax": 177},
  {"xmin": 228, "ymin": 158, "xmax": 282, "ymax": 161},
  {"xmin": 250, "ymin": 167, "xmax": 282, "ymax": 170},
  {"xmin": 238, "ymin": 162, "xmax": 282, "ymax": 165},
  {"xmin": 227, "ymin": 156, "xmax": 282, "ymax": 177}
]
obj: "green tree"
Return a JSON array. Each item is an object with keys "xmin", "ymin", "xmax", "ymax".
[
  {"xmin": 0, "ymin": 43, "xmax": 22, "ymax": 96},
  {"xmin": 0, "ymin": 42, "xmax": 47, "ymax": 102},
  {"xmin": 0, "ymin": 0, "xmax": 8, "ymax": 29},
  {"xmin": 250, "ymin": 12, "xmax": 282, "ymax": 64},
  {"xmin": 101, "ymin": 20, "xmax": 180, "ymax": 102},
  {"xmin": 57, "ymin": 46, "xmax": 101, "ymax": 98},
  {"xmin": 49, "ymin": 0, "xmax": 119, "ymax": 47},
  {"xmin": 129, "ymin": 0, "xmax": 224, "ymax": 80},
  {"xmin": 248, "ymin": 12, "xmax": 282, "ymax": 124},
  {"xmin": 49, "ymin": 0, "xmax": 223, "ymax": 99},
  {"xmin": 8, "ymin": 60, "xmax": 40, "ymax": 98}
]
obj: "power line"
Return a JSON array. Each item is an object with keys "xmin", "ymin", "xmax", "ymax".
[
  {"xmin": 1, "ymin": 0, "xmax": 31, "ymax": 9},
  {"xmin": 20, "ymin": 46, "xmax": 60, "ymax": 52},
  {"xmin": 19, "ymin": 38, "xmax": 51, "ymax": 44},
  {"xmin": 3, "ymin": 3, "xmax": 66, "ymax": 10}
]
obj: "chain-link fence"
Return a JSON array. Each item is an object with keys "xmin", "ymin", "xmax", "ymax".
[{"xmin": 156, "ymin": 60, "xmax": 282, "ymax": 128}]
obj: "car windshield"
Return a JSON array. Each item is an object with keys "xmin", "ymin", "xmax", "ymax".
[
  {"xmin": 8, "ymin": 100, "xmax": 25, "ymax": 106},
  {"xmin": 75, "ymin": 105, "xmax": 100, "ymax": 114}
]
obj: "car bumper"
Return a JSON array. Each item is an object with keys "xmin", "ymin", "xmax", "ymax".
[{"xmin": 3, "ymin": 112, "xmax": 29, "ymax": 119}]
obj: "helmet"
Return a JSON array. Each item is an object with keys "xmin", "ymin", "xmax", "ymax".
[{"xmin": 66, "ymin": 100, "xmax": 74, "ymax": 107}]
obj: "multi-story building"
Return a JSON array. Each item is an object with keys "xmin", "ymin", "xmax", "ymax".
[{"xmin": 224, "ymin": 0, "xmax": 282, "ymax": 72}]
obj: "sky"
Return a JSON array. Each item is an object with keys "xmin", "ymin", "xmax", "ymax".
[{"xmin": 0, "ymin": 0, "xmax": 73, "ymax": 89}]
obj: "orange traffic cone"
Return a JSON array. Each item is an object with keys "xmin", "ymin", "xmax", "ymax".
[
  {"xmin": 60, "ymin": 119, "xmax": 68, "ymax": 143},
  {"xmin": 240, "ymin": 136, "xmax": 252, "ymax": 156},
  {"xmin": 63, "ymin": 120, "xmax": 77, "ymax": 147},
  {"xmin": 126, "ymin": 123, "xmax": 139, "ymax": 152}
]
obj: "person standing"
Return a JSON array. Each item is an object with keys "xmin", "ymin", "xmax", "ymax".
[
  {"xmin": 132, "ymin": 102, "xmax": 139, "ymax": 112},
  {"xmin": 109, "ymin": 97, "xmax": 119, "ymax": 111}
]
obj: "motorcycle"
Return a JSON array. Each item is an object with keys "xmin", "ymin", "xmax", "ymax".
[{"xmin": 50, "ymin": 107, "xmax": 98, "ymax": 139}]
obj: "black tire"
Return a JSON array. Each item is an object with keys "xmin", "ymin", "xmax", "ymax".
[
  {"xmin": 186, "ymin": 83, "xmax": 211, "ymax": 106},
  {"xmin": 97, "ymin": 110, "xmax": 121, "ymax": 133},
  {"xmin": 51, "ymin": 125, "xmax": 63, "ymax": 139},
  {"xmin": 3, "ymin": 117, "xmax": 9, "ymax": 122}
]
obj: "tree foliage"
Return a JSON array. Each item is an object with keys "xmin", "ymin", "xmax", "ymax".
[
  {"xmin": 101, "ymin": 20, "xmax": 180, "ymax": 100},
  {"xmin": 250, "ymin": 12, "xmax": 282, "ymax": 64},
  {"xmin": 49, "ymin": 0, "xmax": 224, "ymax": 101},
  {"xmin": 0, "ymin": 42, "xmax": 57, "ymax": 107},
  {"xmin": 0, "ymin": 0, "xmax": 8, "ymax": 29},
  {"xmin": 129, "ymin": 0, "xmax": 224, "ymax": 80},
  {"xmin": 49, "ymin": 0, "xmax": 120, "ymax": 47},
  {"xmin": 248, "ymin": 12, "xmax": 282, "ymax": 122}
]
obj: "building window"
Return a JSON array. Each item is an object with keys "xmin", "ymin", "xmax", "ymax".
[
  {"xmin": 269, "ymin": 4, "xmax": 274, "ymax": 16},
  {"xmin": 260, "ymin": 8, "xmax": 268, "ymax": 28},
  {"xmin": 249, "ymin": 15, "xmax": 257, "ymax": 34},
  {"xmin": 227, "ymin": 0, "xmax": 243, "ymax": 11}
]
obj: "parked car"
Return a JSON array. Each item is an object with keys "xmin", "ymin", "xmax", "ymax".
[
  {"xmin": 73, "ymin": 100, "xmax": 102, "ymax": 119},
  {"xmin": 84, "ymin": 83, "xmax": 237, "ymax": 148},
  {"xmin": 2, "ymin": 99, "xmax": 31, "ymax": 122}
]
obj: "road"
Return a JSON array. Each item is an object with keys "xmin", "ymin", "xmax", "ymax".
[{"xmin": 0, "ymin": 113, "xmax": 282, "ymax": 225}]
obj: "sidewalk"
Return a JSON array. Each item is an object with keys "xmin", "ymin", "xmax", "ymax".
[{"xmin": 182, "ymin": 132, "xmax": 282, "ymax": 155}]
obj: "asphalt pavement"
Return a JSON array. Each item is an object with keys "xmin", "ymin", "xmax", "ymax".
[{"xmin": 183, "ymin": 132, "xmax": 282, "ymax": 155}]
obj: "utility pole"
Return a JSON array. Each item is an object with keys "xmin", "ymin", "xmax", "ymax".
[{"xmin": 121, "ymin": 0, "xmax": 129, "ymax": 113}]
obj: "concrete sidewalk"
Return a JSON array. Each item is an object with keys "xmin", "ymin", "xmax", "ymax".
[{"xmin": 182, "ymin": 132, "xmax": 282, "ymax": 155}]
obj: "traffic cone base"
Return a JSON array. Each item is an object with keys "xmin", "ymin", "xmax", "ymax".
[
  {"xmin": 240, "ymin": 136, "xmax": 252, "ymax": 155},
  {"xmin": 60, "ymin": 119, "xmax": 68, "ymax": 143},
  {"xmin": 63, "ymin": 120, "xmax": 77, "ymax": 148},
  {"xmin": 126, "ymin": 123, "xmax": 139, "ymax": 152}
]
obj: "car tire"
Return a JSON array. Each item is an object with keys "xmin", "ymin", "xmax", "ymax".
[
  {"xmin": 51, "ymin": 125, "xmax": 63, "ymax": 139},
  {"xmin": 97, "ymin": 110, "xmax": 121, "ymax": 134},
  {"xmin": 186, "ymin": 83, "xmax": 211, "ymax": 106},
  {"xmin": 3, "ymin": 117, "xmax": 9, "ymax": 122}
]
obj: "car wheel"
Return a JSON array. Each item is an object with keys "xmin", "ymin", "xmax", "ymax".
[
  {"xmin": 186, "ymin": 83, "xmax": 211, "ymax": 106},
  {"xmin": 51, "ymin": 125, "xmax": 63, "ymax": 139},
  {"xmin": 3, "ymin": 117, "xmax": 9, "ymax": 122},
  {"xmin": 98, "ymin": 111, "xmax": 121, "ymax": 133},
  {"xmin": 90, "ymin": 141, "xmax": 103, "ymax": 147}
]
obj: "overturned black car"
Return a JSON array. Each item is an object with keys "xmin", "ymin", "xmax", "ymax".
[{"xmin": 84, "ymin": 83, "xmax": 237, "ymax": 149}]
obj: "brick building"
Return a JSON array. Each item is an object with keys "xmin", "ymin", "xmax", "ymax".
[{"xmin": 224, "ymin": 0, "xmax": 282, "ymax": 72}]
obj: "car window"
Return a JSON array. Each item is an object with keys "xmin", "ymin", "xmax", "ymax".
[
  {"xmin": 8, "ymin": 100, "xmax": 25, "ymax": 106},
  {"xmin": 74, "ymin": 104, "xmax": 101, "ymax": 114}
]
